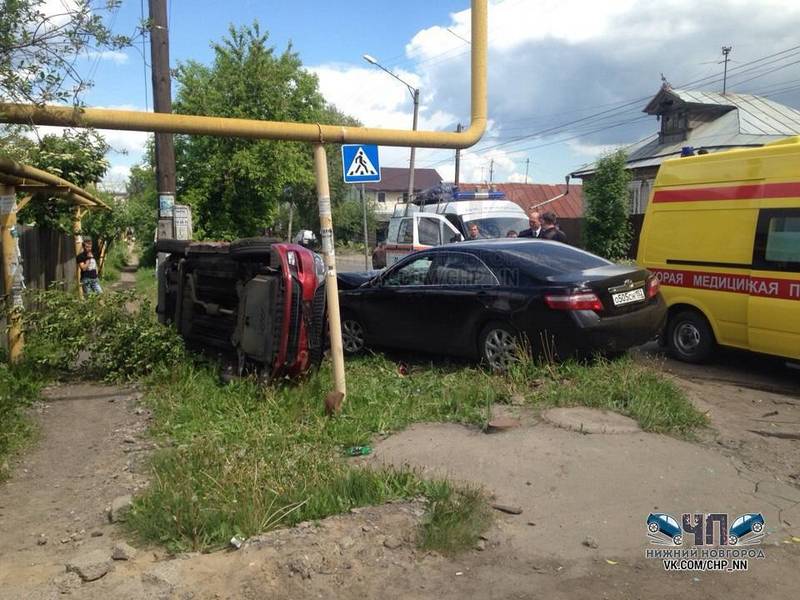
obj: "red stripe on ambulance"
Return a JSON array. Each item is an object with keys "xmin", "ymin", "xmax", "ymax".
[
  {"xmin": 650, "ymin": 268, "xmax": 800, "ymax": 301},
  {"xmin": 653, "ymin": 182, "xmax": 800, "ymax": 203}
]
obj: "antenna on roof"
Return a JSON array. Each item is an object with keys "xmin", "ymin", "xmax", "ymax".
[{"xmin": 722, "ymin": 46, "xmax": 733, "ymax": 94}]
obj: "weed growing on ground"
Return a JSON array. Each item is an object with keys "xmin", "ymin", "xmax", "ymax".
[
  {"xmin": 127, "ymin": 355, "xmax": 497, "ymax": 553},
  {"xmin": 0, "ymin": 361, "xmax": 47, "ymax": 479},
  {"xmin": 419, "ymin": 482, "xmax": 492, "ymax": 555},
  {"xmin": 505, "ymin": 348, "xmax": 707, "ymax": 434}
]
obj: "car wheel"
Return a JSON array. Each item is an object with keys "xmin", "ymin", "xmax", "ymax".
[
  {"xmin": 666, "ymin": 310, "xmax": 714, "ymax": 363},
  {"xmin": 752, "ymin": 522, "xmax": 764, "ymax": 533},
  {"xmin": 729, "ymin": 534, "xmax": 738, "ymax": 546},
  {"xmin": 648, "ymin": 522, "xmax": 660, "ymax": 533},
  {"xmin": 341, "ymin": 315, "xmax": 366, "ymax": 354},
  {"xmin": 479, "ymin": 323, "xmax": 519, "ymax": 372},
  {"xmin": 229, "ymin": 236, "xmax": 280, "ymax": 261},
  {"xmin": 673, "ymin": 534, "xmax": 683, "ymax": 546}
]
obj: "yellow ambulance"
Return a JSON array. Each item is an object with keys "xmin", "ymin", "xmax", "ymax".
[{"xmin": 637, "ymin": 137, "xmax": 800, "ymax": 363}]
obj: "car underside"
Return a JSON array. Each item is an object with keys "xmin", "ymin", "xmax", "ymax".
[{"xmin": 156, "ymin": 237, "xmax": 326, "ymax": 379}]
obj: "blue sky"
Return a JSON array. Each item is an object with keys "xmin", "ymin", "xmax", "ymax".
[{"xmin": 60, "ymin": 0, "xmax": 800, "ymax": 190}]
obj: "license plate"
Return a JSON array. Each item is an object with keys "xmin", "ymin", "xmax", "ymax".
[{"xmin": 612, "ymin": 288, "xmax": 645, "ymax": 306}]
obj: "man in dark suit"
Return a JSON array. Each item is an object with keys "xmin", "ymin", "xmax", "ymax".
[
  {"xmin": 518, "ymin": 210, "xmax": 541, "ymax": 238},
  {"xmin": 538, "ymin": 211, "xmax": 567, "ymax": 243}
]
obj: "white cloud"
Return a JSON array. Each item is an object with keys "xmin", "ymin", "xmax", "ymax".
[
  {"xmin": 99, "ymin": 164, "xmax": 130, "ymax": 193},
  {"xmin": 312, "ymin": 0, "xmax": 800, "ymax": 183},
  {"xmin": 84, "ymin": 50, "xmax": 129, "ymax": 65}
]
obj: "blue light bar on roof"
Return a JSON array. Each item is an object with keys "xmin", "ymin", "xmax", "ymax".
[{"xmin": 452, "ymin": 190, "xmax": 505, "ymax": 200}]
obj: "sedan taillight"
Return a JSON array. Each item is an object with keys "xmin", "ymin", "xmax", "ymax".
[
  {"xmin": 646, "ymin": 275, "xmax": 660, "ymax": 298},
  {"xmin": 545, "ymin": 292, "xmax": 604, "ymax": 312}
]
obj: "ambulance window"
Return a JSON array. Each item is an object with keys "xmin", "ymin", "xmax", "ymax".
[
  {"xmin": 753, "ymin": 209, "xmax": 800, "ymax": 272},
  {"xmin": 397, "ymin": 218, "xmax": 413, "ymax": 244},
  {"xmin": 418, "ymin": 217, "xmax": 441, "ymax": 246}
]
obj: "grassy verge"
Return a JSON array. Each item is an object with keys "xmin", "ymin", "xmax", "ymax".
[
  {"xmin": 134, "ymin": 267, "xmax": 158, "ymax": 305},
  {"xmin": 100, "ymin": 242, "xmax": 130, "ymax": 283},
  {"xmin": 127, "ymin": 354, "xmax": 497, "ymax": 553},
  {"xmin": 507, "ymin": 354, "xmax": 707, "ymax": 435},
  {"xmin": 0, "ymin": 362, "xmax": 47, "ymax": 480}
]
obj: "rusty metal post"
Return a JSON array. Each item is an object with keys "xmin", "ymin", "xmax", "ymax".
[
  {"xmin": 0, "ymin": 184, "xmax": 23, "ymax": 362},
  {"xmin": 313, "ymin": 144, "xmax": 346, "ymax": 399}
]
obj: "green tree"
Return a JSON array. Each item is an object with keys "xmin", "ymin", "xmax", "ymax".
[
  {"xmin": 0, "ymin": 0, "xmax": 130, "ymax": 104},
  {"xmin": 124, "ymin": 162, "xmax": 159, "ymax": 265},
  {"xmin": 583, "ymin": 149, "xmax": 632, "ymax": 261},
  {"xmin": 17, "ymin": 129, "xmax": 110, "ymax": 230},
  {"xmin": 173, "ymin": 23, "xmax": 358, "ymax": 239}
]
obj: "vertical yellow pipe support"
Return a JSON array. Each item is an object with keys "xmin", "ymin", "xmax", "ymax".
[
  {"xmin": 313, "ymin": 145, "xmax": 346, "ymax": 399},
  {"xmin": 0, "ymin": 184, "xmax": 23, "ymax": 362},
  {"xmin": 73, "ymin": 207, "xmax": 84, "ymax": 295}
]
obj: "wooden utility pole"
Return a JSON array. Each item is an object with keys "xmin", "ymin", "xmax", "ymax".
[
  {"xmin": 524, "ymin": 158, "xmax": 530, "ymax": 184},
  {"xmin": 454, "ymin": 123, "xmax": 462, "ymax": 186},
  {"xmin": 489, "ymin": 158, "xmax": 494, "ymax": 183},
  {"xmin": 721, "ymin": 46, "xmax": 733, "ymax": 95},
  {"xmin": 149, "ymin": 0, "xmax": 176, "ymax": 238}
]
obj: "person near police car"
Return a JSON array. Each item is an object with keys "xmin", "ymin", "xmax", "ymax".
[
  {"xmin": 518, "ymin": 210, "xmax": 541, "ymax": 238},
  {"xmin": 538, "ymin": 211, "xmax": 567, "ymax": 243}
]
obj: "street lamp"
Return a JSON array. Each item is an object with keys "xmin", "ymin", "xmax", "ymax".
[{"xmin": 362, "ymin": 54, "xmax": 420, "ymax": 202}]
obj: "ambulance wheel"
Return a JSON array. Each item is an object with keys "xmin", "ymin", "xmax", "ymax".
[{"xmin": 666, "ymin": 310, "xmax": 714, "ymax": 363}]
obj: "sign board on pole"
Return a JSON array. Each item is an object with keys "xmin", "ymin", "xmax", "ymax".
[
  {"xmin": 158, "ymin": 194, "xmax": 175, "ymax": 218},
  {"xmin": 342, "ymin": 144, "xmax": 381, "ymax": 184},
  {"xmin": 173, "ymin": 205, "xmax": 193, "ymax": 240}
]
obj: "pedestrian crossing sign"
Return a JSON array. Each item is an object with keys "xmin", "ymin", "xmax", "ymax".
[{"xmin": 342, "ymin": 144, "xmax": 381, "ymax": 183}]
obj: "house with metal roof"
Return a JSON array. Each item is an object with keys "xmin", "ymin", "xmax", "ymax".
[
  {"xmin": 571, "ymin": 85, "xmax": 800, "ymax": 214},
  {"xmin": 459, "ymin": 182, "xmax": 584, "ymax": 219}
]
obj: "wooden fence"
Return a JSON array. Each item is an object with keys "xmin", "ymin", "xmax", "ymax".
[
  {"xmin": 1, "ymin": 225, "xmax": 77, "ymax": 298},
  {"xmin": 558, "ymin": 214, "xmax": 646, "ymax": 259}
]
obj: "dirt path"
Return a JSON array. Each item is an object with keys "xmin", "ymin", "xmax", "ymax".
[
  {"xmin": 0, "ymin": 383, "xmax": 152, "ymax": 597},
  {"xmin": 1, "ymin": 354, "xmax": 799, "ymax": 598}
]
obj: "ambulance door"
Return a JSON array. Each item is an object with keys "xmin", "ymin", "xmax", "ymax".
[
  {"xmin": 748, "ymin": 208, "xmax": 800, "ymax": 360},
  {"xmin": 385, "ymin": 217, "xmax": 414, "ymax": 267}
]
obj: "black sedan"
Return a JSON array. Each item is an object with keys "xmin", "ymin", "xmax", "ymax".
[{"xmin": 337, "ymin": 239, "xmax": 667, "ymax": 369}]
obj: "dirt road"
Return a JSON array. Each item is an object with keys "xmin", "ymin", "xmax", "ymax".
[{"xmin": 1, "ymin": 346, "xmax": 798, "ymax": 599}]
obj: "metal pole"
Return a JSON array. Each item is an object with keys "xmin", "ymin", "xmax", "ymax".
[
  {"xmin": 489, "ymin": 158, "xmax": 494, "ymax": 183},
  {"xmin": 287, "ymin": 202, "xmax": 293, "ymax": 242},
  {"xmin": 454, "ymin": 123, "xmax": 462, "ymax": 186},
  {"xmin": 149, "ymin": 0, "xmax": 176, "ymax": 238},
  {"xmin": 524, "ymin": 158, "xmax": 530, "ymax": 184},
  {"xmin": 361, "ymin": 184, "xmax": 369, "ymax": 270},
  {"xmin": 313, "ymin": 144, "xmax": 346, "ymax": 399},
  {"xmin": 72, "ymin": 207, "xmax": 84, "ymax": 296},
  {"xmin": 0, "ymin": 184, "xmax": 23, "ymax": 362},
  {"xmin": 407, "ymin": 88, "xmax": 420, "ymax": 201}
]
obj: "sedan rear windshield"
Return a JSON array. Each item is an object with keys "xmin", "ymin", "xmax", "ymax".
[{"xmin": 502, "ymin": 243, "xmax": 612, "ymax": 278}]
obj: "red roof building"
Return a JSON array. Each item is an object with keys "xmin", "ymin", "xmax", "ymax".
[{"xmin": 458, "ymin": 183, "xmax": 584, "ymax": 219}]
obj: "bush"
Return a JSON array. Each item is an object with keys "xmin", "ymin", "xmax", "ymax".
[
  {"xmin": 583, "ymin": 149, "xmax": 632, "ymax": 261},
  {"xmin": 20, "ymin": 289, "xmax": 184, "ymax": 381}
]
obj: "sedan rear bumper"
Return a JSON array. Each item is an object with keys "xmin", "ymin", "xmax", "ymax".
[{"xmin": 543, "ymin": 296, "xmax": 667, "ymax": 356}]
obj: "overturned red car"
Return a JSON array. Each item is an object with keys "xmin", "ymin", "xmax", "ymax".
[{"xmin": 156, "ymin": 237, "xmax": 326, "ymax": 379}]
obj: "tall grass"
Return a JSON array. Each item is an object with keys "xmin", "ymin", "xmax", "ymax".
[
  {"xmin": 0, "ymin": 361, "xmax": 47, "ymax": 480},
  {"xmin": 127, "ymin": 355, "xmax": 497, "ymax": 552}
]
